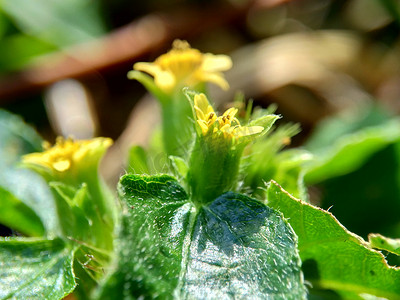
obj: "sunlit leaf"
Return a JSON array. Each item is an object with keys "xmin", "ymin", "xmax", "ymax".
[
  {"xmin": 267, "ymin": 181, "xmax": 400, "ymax": 299},
  {"xmin": 97, "ymin": 174, "xmax": 306, "ymax": 299}
]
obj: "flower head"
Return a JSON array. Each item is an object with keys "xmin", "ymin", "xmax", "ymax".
[
  {"xmin": 132, "ymin": 40, "xmax": 232, "ymax": 94},
  {"xmin": 22, "ymin": 137, "xmax": 112, "ymax": 181},
  {"xmin": 193, "ymin": 93, "xmax": 264, "ymax": 140}
]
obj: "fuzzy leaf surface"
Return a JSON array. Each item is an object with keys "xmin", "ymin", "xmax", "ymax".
[
  {"xmin": 98, "ymin": 174, "xmax": 306, "ymax": 299},
  {"xmin": 267, "ymin": 181, "xmax": 400, "ymax": 299},
  {"xmin": 0, "ymin": 238, "xmax": 76, "ymax": 300}
]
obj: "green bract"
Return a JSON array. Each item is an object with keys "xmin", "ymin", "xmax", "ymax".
[{"xmin": 185, "ymin": 91, "xmax": 280, "ymax": 205}]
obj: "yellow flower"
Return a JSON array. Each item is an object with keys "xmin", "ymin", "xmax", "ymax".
[
  {"xmin": 133, "ymin": 40, "xmax": 232, "ymax": 93},
  {"xmin": 193, "ymin": 93, "xmax": 264, "ymax": 139},
  {"xmin": 22, "ymin": 137, "xmax": 113, "ymax": 174}
]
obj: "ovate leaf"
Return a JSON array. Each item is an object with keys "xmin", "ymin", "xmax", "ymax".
[
  {"xmin": 267, "ymin": 181, "xmax": 400, "ymax": 299},
  {"xmin": 0, "ymin": 238, "xmax": 76, "ymax": 300},
  {"xmin": 97, "ymin": 174, "xmax": 306, "ymax": 299}
]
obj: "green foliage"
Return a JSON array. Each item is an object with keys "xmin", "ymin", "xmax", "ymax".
[
  {"xmin": 0, "ymin": 0, "xmax": 106, "ymax": 47},
  {"xmin": 242, "ymin": 122, "xmax": 310, "ymax": 199},
  {"xmin": 0, "ymin": 0, "xmax": 106, "ymax": 73},
  {"xmin": 0, "ymin": 187, "xmax": 44, "ymax": 236},
  {"xmin": 304, "ymin": 104, "xmax": 400, "ymax": 238},
  {"xmin": 0, "ymin": 238, "xmax": 76, "ymax": 300},
  {"xmin": 267, "ymin": 181, "xmax": 400, "ymax": 299},
  {"xmin": 98, "ymin": 174, "xmax": 306, "ymax": 299},
  {"xmin": 0, "ymin": 109, "xmax": 60, "ymax": 236},
  {"xmin": 305, "ymin": 117, "xmax": 400, "ymax": 184},
  {"xmin": 0, "ymin": 109, "xmax": 43, "ymax": 165}
]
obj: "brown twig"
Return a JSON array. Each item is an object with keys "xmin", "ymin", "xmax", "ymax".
[{"xmin": 0, "ymin": 3, "xmax": 252, "ymax": 102}]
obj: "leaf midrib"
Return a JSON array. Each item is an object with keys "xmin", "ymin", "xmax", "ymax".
[{"xmin": 175, "ymin": 204, "xmax": 198, "ymax": 296}]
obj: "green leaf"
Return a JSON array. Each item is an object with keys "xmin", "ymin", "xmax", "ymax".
[
  {"xmin": 0, "ymin": 0, "xmax": 106, "ymax": 48},
  {"xmin": 369, "ymin": 234, "xmax": 400, "ymax": 256},
  {"xmin": 266, "ymin": 181, "xmax": 400, "ymax": 299},
  {"xmin": 304, "ymin": 103, "xmax": 400, "ymax": 184},
  {"xmin": 0, "ymin": 168, "xmax": 60, "ymax": 236},
  {"xmin": 305, "ymin": 119, "xmax": 400, "ymax": 184},
  {"xmin": 0, "ymin": 109, "xmax": 59, "ymax": 236},
  {"xmin": 0, "ymin": 237, "xmax": 76, "ymax": 300},
  {"xmin": 0, "ymin": 187, "xmax": 44, "ymax": 236},
  {"xmin": 0, "ymin": 33, "xmax": 56, "ymax": 72},
  {"xmin": 0, "ymin": 109, "xmax": 43, "ymax": 165},
  {"xmin": 305, "ymin": 140, "xmax": 400, "ymax": 238},
  {"xmin": 97, "ymin": 174, "xmax": 306, "ymax": 299}
]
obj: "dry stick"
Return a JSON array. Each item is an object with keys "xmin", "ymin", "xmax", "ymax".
[{"xmin": 0, "ymin": 4, "xmax": 251, "ymax": 102}]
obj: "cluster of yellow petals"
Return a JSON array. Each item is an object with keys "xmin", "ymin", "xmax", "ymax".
[
  {"xmin": 22, "ymin": 137, "xmax": 112, "ymax": 173},
  {"xmin": 133, "ymin": 40, "xmax": 232, "ymax": 93},
  {"xmin": 194, "ymin": 94, "xmax": 264, "ymax": 139}
]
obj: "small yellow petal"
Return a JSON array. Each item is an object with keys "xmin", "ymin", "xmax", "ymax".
[
  {"xmin": 197, "ymin": 120, "xmax": 209, "ymax": 134},
  {"xmin": 220, "ymin": 124, "xmax": 230, "ymax": 132},
  {"xmin": 133, "ymin": 62, "xmax": 162, "ymax": 77},
  {"xmin": 202, "ymin": 54, "xmax": 232, "ymax": 72},
  {"xmin": 154, "ymin": 71, "xmax": 176, "ymax": 92},
  {"xmin": 53, "ymin": 160, "xmax": 71, "ymax": 172},
  {"xmin": 222, "ymin": 107, "xmax": 238, "ymax": 118},
  {"xmin": 194, "ymin": 105, "xmax": 206, "ymax": 121},
  {"xmin": 207, "ymin": 112, "xmax": 217, "ymax": 124},
  {"xmin": 197, "ymin": 72, "xmax": 230, "ymax": 90},
  {"xmin": 194, "ymin": 94, "xmax": 212, "ymax": 116}
]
